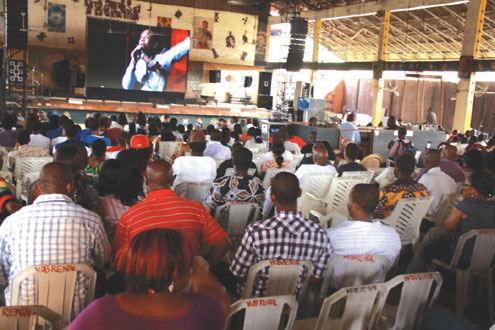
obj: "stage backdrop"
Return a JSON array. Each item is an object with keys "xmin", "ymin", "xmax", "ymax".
[{"xmin": 25, "ymin": 0, "xmax": 259, "ymax": 66}]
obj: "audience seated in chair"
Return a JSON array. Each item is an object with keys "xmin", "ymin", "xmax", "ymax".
[
  {"xmin": 69, "ymin": 229, "xmax": 229, "ymax": 330},
  {"xmin": 229, "ymin": 172, "xmax": 330, "ymax": 298},
  {"xmin": 374, "ymin": 154, "xmax": 429, "ymax": 219},
  {"xmin": 0, "ymin": 162, "xmax": 110, "ymax": 318},
  {"xmin": 408, "ymin": 171, "xmax": 495, "ymax": 273},
  {"xmin": 295, "ymin": 142, "xmax": 337, "ymax": 184},
  {"xmin": 415, "ymin": 145, "xmax": 465, "ymax": 183},
  {"xmin": 112, "ymin": 160, "xmax": 231, "ymax": 266},
  {"xmin": 7, "ymin": 129, "xmax": 49, "ymax": 171},
  {"xmin": 216, "ymin": 143, "xmax": 258, "ymax": 179},
  {"xmin": 204, "ymin": 130, "xmax": 231, "ymax": 161},
  {"xmin": 204, "ymin": 147, "xmax": 264, "ymax": 227},
  {"xmin": 417, "ymin": 149, "xmax": 458, "ymax": 216},
  {"xmin": 173, "ymin": 130, "xmax": 217, "ymax": 186},
  {"xmin": 337, "ymin": 143, "xmax": 366, "ymax": 176},
  {"xmin": 327, "ymin": 184, "xmax": 401, "ymax": 289}
]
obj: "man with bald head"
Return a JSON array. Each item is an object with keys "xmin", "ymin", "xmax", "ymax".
[
  {"xmin": 0, "ymin": 162, "xmax": 109, "ymax": 317},
  {"xmin": 294, "ymin": 142, "xmax": 337, "ymax": 183},
  {"xmin": 230, "ymin": 172, "xmax": 330, "ymax": 298},
  {"xmin": 204, "ymin": 129, "xmax": 231, "ymax": 160},
  {"xmin": 416, "ymin": 144, "xmax": 465, "ymax": 183},
  {"xmin": 418, "ymin": 149, "xmax": 458, "ymax": 215},
  {"xmin": 113, "ymin": 159, "xmax": 230, "ymax": 265}
]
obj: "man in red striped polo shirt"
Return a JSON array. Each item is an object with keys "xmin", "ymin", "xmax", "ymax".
[{"xmin": 112, "ymin": 160, "xmax": 231, "ymax": 265}]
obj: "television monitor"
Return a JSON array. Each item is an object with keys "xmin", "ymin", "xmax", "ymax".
[{"xmin": 86, "ymin": 18, "xmax": 189, "ymax": 101}]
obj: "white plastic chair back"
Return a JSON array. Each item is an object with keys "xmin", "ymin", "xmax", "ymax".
[
  {"xmin": 227, "ymin": 295, "xmax": 298, "ymax": 330},
  {"xmin": 342, "ymin": 170, "xmax": 374, "ymax": 183},
  {"xmin": 314, "ymin": 283, "xmax": 386, "ymax": 330},
  {"xmin": 252, "ymin": 157, "xmax": 263, "ymax": 172},
  {"xmin": 380, "ymin": 272, "xmax": 442, "ymax": 330},
  {"xmin": 174, "ymin": 182, "xmax": 212, "ymax": 202},
  {"xmin": 0, "ymin": 146, "xmax": 9, "ymax": 171},
  {"xmin": 320, "ymin": 255, "xmax": 392, "ymax": 298},
  {"xmin": 262, "ymin": 168, "xmax": 293, "ymax": 189},
  {"xmin": 382, "ymin": 196, "xmax": 433, "ymax": 246},
  {"xmin": 157, "ymin": 141, "xmax": 181, "ymax": 163},
  {"xmin": 10, "ymin": 264, "xmax": 96, "ymax": 325},
  {"xmin": 244, "ymin": 260, "xmax": 314, "ymax": 300},
  {"xmin": 324, "ymin": 176, "xmax": 366, "ymax": 215},
  {"xmin": 224, "ymin": 167, "xmax": 256, "ymax": 177},
  {"xmin": 300, "ymin": 173, "xmax": 336, "ymax": 217},
  {"xmin": 368, "ymin": 168, "xmax": 385, "ymax": 181},
  {"xmin": 0, "ymin": 305, "xmax": 62, "ymax": 330},
  {"xmin": 214, "ymin": 202, "xmax": 260, "ymax": 249},
  {"xmin": 428, "ymin": 193, "xmax": 462, "ymax": 227},
  {"xmin": 19, "ymin": 172, "xmax": 41, "ymax": 202},
  {"xmin": 432, "ymin": 230, "xmax": 495, "ymax": 322},
  {"xmin": 293, "ymin": 154, "xmax": 304, "ymax": 168},
  {"xmin": 13, "ymin": 157, "xmax": 52, "ymax": 181}
]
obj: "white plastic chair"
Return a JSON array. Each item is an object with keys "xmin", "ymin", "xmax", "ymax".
[
  {"xmin": 319, "ymin": 255, "xmax": 392, "ymax": 299},
  {"xmin": 19, "ymin": 173, "xmax": 41, "ymax": 203},
  {"xmin": 224, "ymin": 167, "xmax": 256, "ymax": 177},
  {"xmin": 226, "ymin": 295, "xmax": 298, "ymax": 330},
  {"xmin": 342, "ymin": 170, "xmax": 374, "ymax": 183},
  {"xmin": 243, "ymin": 260, "xmax": 314, "ymax": 301},
  {"xmin": 376, "ymin": 272, "xmax": 442, "ymax": 330},
  {"xmin": 214, "ymin": 202, "xmax": 260, "ymax": 251},
  {"xmin": 294, "ymin": 283, "xmax": 387, "ymax": 330},
  {"xmin": 300, "ymin": 173, "xmax": 336, "ymax": 217},
  {"xmin": 10, "ymin": 264, "xmax": 96, "ymax": 326},
  {"xmin": 174, "ymin": 182, "xmax": 212, "ymax": 202},
  {"xmin": 262, "ymin": 167, "xmax": 293, "ymax": 189},
  {"xmin": 13, "ymin": 157, "xmax": 52, "ymax": 199},
  {"xmin": 425, "ymin": 193, "xmax": 462, "ymax": 227},
  {"xmin": 432, "ymin": 229, "xmax": 495, "ymax": 323},
  {"xmin": 305, "ymin": 176, "xmax": 367, "ymax": 224},
  {"xmin": 157, "ymin": 141, "xmax": 181, "ymax": 163},
  {"xmin": 293, "ymin": 154, "xmax": 305, "ymax": 169},
  {"xmin": 367, "ymin": 167, "xmax": 385, "ymax": 181},
  {"xmin": 381, "ymin": 196, "xmax": 433, "ymax": 246},
  {"xmin": 0, "ymin": 305, "xmax": 63, "ymax": 330}
]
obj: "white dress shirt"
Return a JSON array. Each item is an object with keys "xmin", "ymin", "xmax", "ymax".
[
  {"xmin": 418, "ymin": 167, "xmax": 458, "ymax": 216},
  {"xmin": 29, "ymin": 134, "xmax": 51, "ymax": 150},
  {"xmin": 327, "ymin": 220, "xmax": 401, "ymax": 288},
  {"xmin": 172, "ymin": 155, "xmax": 217, "ymax": 186},
  {"xmin": 295, "ymin": 164, "xmax": 337, "ymax": 183},
  {"xmin": 204, "ymin": 141, "xmax": 231, "ymax": 160},
  {"xmin": 284, "ymin": 141, "xmax": 301, "ymax": 154}
]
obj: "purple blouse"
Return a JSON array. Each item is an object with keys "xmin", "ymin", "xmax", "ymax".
[{"xmin": 68, "ymin": 292, "xmax": 226, "ymax": 330}]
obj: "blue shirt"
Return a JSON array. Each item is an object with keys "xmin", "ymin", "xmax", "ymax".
[
  {"xmin": 338, "ymin": 122, "xmax": 361, "ymax": 144},
  {"xmin": 55, "ymin": 138, "xmax": 90, "ymax": 150},
  {"xmin": 82, "ymin": 135, "xmax": 111, "ymax": 147}
]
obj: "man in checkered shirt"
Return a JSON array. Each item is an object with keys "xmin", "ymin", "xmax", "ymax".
[
  {"xmin": 0, "ymin": 162, "xmax": 110, "ymax": 319},
  {"xmin": 230, "ymin": 172, "xmax": 331, "ymax": 298}
]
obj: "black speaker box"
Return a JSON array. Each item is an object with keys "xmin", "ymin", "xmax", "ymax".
[
  {"xmin": 209, "ymin": 70, "xmax": 221, "ymax": 83},
  {"xmin": 4, "ymin": 0, "xmax": 27, "ymax": 50},
  {"xmin": 257, "ymin": 95, "xmax": 273, "ymax": 109},
  {"xmin": 286, "ymin": 17, "xmax": 307, "ymax": 72},
  {"xmin": 258, "ymin": 72, "xmax": 272, "ymax": 95},
  {"xmin": 53, "ymin": 60, "xmax": 71, "ymax": 87},
  {"xmin": 243, "ymin": 76, "xmax": 253, "ymax": 88}
]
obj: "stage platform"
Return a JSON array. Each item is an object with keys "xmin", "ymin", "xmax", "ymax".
[{"xmin": 29, "ymin": 98, "xmax": 271, "ymax": 126}]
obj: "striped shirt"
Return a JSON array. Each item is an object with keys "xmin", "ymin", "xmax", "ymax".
[
  {"xmin": 98, "ymin": 195, "xmax": 132, "ymax": 243},
  {"xmin": 230, "ymin": 211, "xmax": 330, "ymax": 298},
  {"xmin": 112, "ymin": 189, "xmax": 227, "ymax": 255},
  {"xmin": 0, "ymin": 194, "xmax": 110, "ymax": 318}
]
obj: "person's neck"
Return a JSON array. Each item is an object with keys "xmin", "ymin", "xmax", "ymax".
[
  {"xmin": 190, "ymin": 151, "xmax": 203, "ymax": 156},
  {"xmin": 235, "ymin": 168, "xmax": 249, "ymax": 177},
  {"xmin": 91, "ymin": 130, "xmax": 101, "ymax": 136},
  {"xmin": 149, "ymin": 185, "xmax": 171, "ymax": 192},
  {"xmin": 277, "ymin": 204, "xmax": 298, "ymax": 212},
  {"xmin": 352, "ymin": 213, "xmax": 373, "ymax": 222},
  {"xmin": 397, "ymin": 173, "xmax": 410, "ymax": 180}
]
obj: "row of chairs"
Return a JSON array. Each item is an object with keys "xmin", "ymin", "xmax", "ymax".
[{"xmin": 226, "ymin": 272, "xmax": 442, "ymax": 330}]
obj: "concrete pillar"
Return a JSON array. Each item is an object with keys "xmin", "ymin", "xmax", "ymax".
[{"xmin": 372, "ymin": 11, "xmax": 390, "ymax": 126}]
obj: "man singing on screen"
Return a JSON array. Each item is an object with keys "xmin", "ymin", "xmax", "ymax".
[{"xmin": 122, "ymin": 29, "xmax": 190, "ymax": 92}]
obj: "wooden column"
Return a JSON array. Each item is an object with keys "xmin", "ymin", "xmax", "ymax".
[
  {"xmin": 372, "ymin": 11, "xmax": 390, "ymax": 126},
  {"xmin": 311, "ymin": 19, "xmax": 322, "ymax": 84},
  {"xmin": 452, "ymin": 0, "xmax": 486, "ymax": 132}
]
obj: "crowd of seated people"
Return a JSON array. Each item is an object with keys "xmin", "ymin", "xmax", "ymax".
[{"xmin": 0, "ymin": 109, "xmax": 494, "ymax": 328}]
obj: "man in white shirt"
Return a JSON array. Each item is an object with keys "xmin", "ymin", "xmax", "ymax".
[
  {"xmin": 327, "ymin": 184, "xmax": 401, "ymax": 289},
  {"xmin": 204, "ymin": 130, "xmax": 231, "ymax": 160},
  {"xmin": 172, "ymin": 130, "xmax": 216, "ymax": 186},
  {"xmin": 338, "ymin": 112, "xmax": 361, "ymax": 145},
  {"xmin": 28, "ymin": 120, "xmax": 50, "ymax": 150},
  {"xmin": 295, "ymin": 144, "xmax": 337, "ymax": 184},
  {"xmin": 418, "ymin": 149, "xmax": 458, "ymax": 216}
]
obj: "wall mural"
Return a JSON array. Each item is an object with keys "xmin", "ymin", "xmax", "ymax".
[
  {"xmin": 192, "ymin": 17, "xmax": 213, "ymax": 50},
  {"xmin": 47, "ymin": 3, "xmax": 66, "ymax": 33}
]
